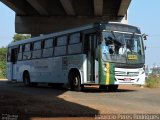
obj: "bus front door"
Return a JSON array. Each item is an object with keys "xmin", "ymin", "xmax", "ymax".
[{"xmin": 87, "ymin": 35, "xmax": 98, "ymax": 83}]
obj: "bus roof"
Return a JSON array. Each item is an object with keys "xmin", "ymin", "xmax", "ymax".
[{"xmin": 8, "ymin": 22, "xmax": 140, "ymax": 47}]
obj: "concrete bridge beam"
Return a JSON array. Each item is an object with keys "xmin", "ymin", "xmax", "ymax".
[
  {"xmin": 60, "ymin": 0, "xmax": 75, "ymax": 16},
  {"xmin": 26, "ymin": 0, "xmax": 48, "ymax": 16},
  {"xmin": 1, "ymin": 0, "xmax": 131, "ymax": 34},
  {"xmin": 15, "ymin": 15, "xmax": 123, "ymax": 34}
]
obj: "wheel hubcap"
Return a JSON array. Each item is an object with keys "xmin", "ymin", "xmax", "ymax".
[{"xmin": 74, "ymin": 77, "xmax": 79, "ymax": 86}]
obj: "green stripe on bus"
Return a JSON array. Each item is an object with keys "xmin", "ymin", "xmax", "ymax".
[
  {"xmin": 105, "ymin": 62, "xmax": 110, "ymax": 85},
  {"xmin": 98, "ymin": 46, "xmax": 115, "ymax": 85}
]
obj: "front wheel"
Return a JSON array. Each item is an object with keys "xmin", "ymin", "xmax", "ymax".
[{"xmin": 69, "ymin": 73, "xmax": 82, "ymax": 92}]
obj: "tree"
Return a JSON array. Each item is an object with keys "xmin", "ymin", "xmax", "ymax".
[
  {"xmin": 0, "ymin": 47, "xmax": 7, "ymax": 78},
  {"xmin": 0, "ymin": 34, "xmax": 31, "ymax": 78},
  {"xmin": 13, "ymin": 34, "xmax": 31, "ymax": 42}
]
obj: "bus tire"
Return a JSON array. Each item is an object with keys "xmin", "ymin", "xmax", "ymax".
[
  {"xmin": 69, "ymin": 72, "xmax": 82, "ymax": 92},
  {"xmin": 108, "ymin": 85, "xmax": 118, "ymax": 91},
  {"xmin": 23, "ymin": 71, "xmax": 30, "ymax": 86}
]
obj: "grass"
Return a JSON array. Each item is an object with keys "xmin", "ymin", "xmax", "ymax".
[{"xmin": 145, "ymin": 75, "xmax": 160, "ymax": 88}]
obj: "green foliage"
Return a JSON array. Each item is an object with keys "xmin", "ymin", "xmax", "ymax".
[
  {"xmin": 0, "ymin": 34, "xmax": 31, "ymax": 78},
  {"xmin": 146, "ymin": 75, "xmax": 160, "ymax": 88},
  {"xmin": 13, "ymin": 34, "xmax": 31, "ymax": 42},
  {"xmin": 0, "ymin": 47, "xmax": 7, "ymax": 60},
  {"xmin": 0, "ymin": 47, "xmax": 7, "ymax": 78}
]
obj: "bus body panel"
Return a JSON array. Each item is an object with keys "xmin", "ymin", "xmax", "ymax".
[
  {"xmin": 13, "ymin": 64, "xmax": 17, "ymax": 80},
  {"xmin": 95, "ymin": 59, "xmax": 99, "ymax": 84},
  {"xmin": 6, "ymin": 62, "xmax": 12, "ymax": 81},
  {"xmin": 16, "ymin": 54, "xmax": 87, "ymax": 84}
]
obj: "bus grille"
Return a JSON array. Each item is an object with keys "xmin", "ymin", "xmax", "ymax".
[{"xmin": 115, "ymin": 71, "xmax": 139, "ymax": 77}]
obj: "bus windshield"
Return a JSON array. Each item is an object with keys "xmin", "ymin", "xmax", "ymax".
[{"xmin": 101, "ymin": 31, "xmax": 145, "ymax": 65}]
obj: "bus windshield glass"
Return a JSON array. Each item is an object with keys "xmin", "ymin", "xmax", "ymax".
[{"xmin": 101, "ymin": 31, "xmax": 145, "ymax": 64}]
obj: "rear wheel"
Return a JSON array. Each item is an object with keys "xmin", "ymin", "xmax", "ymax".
[
  {"xmin": 69, "ymin": 72, "xmax": 82, "ymax": 91},
  {"xmin": 108, "ymin": 85, "xmax": 118, "ymax": 91}
]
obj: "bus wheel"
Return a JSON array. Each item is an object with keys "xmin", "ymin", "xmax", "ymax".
[
  {"xmin": 23, "ymin": 72, "xmax": 30, "ymax": 86},
  {"xmin": 69, "ymin": 73, "xmax": 82, "ymax": 92},
  {"xmin": 108, "ymin": 85, "xmax": 118, "ymax": 91}
]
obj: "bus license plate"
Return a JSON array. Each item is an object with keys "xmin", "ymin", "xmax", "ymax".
[{"xmin": 124, "ymin": 78, "xmax": 131, "ymax": 81}]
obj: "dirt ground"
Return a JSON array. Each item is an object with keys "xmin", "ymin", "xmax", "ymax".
[{"xmin": 0, "ymin": 80, "xmax": 160, "ymax": 120}]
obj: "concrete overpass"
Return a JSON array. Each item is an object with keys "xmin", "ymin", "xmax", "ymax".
[{"xmin": 1, "ymin": 0, "xmax": 131, "ymax": 34}]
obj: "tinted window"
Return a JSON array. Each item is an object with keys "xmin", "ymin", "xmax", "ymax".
[
  {"xmin": 44, "ymin": 39, "xmax": 53, "ymax": 48},
  {"xmin": 57, "ymin": 36, "xmax": 67, "ymax": 46},
  {"xmin": 54, "ymin": 46, "xmax": 66, "ymax": 56},
  {"xmin": 19, "ymin": 45, "xmax": 23, "ymax": 52},
  {"xmin": 32, "ymin": 50, "xmax": 41, "ymax": 59},
  {"xmin": 18, "ymin": 53, "xmax": 22, "ymax": 60},
  {"xmin": 69, "ymin": 33, "xmax": 81, "ymax": 44},
  {"xmin": 33, "ymin": 41, "xmax": 41, "ymax": 50},
  {"xmin": 42, "ymin": 48, "xmax": 53, "ymax": 57},
  {"xmin": 11, "ymin": 48, "xmax": 18, "ymax": 63},
  {"xmin": 18, "ymin": 45, "xmax": 23, "ymax": 60},
  {"xmin": 23, "ymin": 52, "xmax": 31, "ymax": 60},
  {"xmin": 68, "ymin": 43, "xmax": 82, "ymax": 54},
  {"xmin": 24, "ymin": 44, "xmax": 30, "ymax": 52}
]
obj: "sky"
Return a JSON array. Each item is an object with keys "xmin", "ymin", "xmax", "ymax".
[
  {"xmin": 0, "ymin": 2, "xmax": 15, "ymax": 48},
  {"xmin": 129, "ymin": 0, "xmax": 160, "ymax": 67},
  {"xmin": 0, "ymin": 0, "xmax": 160, "ymax": 67}
]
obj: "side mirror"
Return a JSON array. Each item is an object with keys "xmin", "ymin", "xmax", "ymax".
[{"xmin": 142, "ymin": 33, "xmax": 148, "ymax": 40}]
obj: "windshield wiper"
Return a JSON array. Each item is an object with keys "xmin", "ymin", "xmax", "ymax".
[
  {"xmin": 110, "ymin": 31, "xmax": 121, "ymax": 46},
  {"xmin": 111, "ymin": 31, "xmax": 117, "ymax": 40},
  {"xmin": 125, "ymin": 32, "xmax": 135, "ymax": 53}
]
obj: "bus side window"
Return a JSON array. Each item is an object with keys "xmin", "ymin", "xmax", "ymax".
[
  {"xmin": 44, "ymin": 39, "xmax": 53, "ymax": 49},
  {"xmin": 23, "ymin": 43, "xmax": 31, "ymax": 60},
  {"xmin": 69, "ymin": 33, "xmax": 81, "ymax": 44},
  {"xmin": 54, "ymin": 36, "xmax": 67, "ymax": 56},
  {"xmin": 42, "ymin": 38, "xmax": 54, "ymax": 58},
  {"xmin": 32, "ymin": 41, "xmax": 42, "ymax": 59},
  {"xmin": 18, "ymin": 45, "xmax": 23, "ymax": 60},
  {"xmin": 68, "ymin": 33, "xmax": 82, "ymax": 54}
]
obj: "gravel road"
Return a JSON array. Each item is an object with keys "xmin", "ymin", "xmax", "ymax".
[{"xmin": 0, "ymin": 80, "xmax": 160, "ymax": 120}]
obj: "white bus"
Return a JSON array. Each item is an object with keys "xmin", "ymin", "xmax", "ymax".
[{"xmin": 6, "ymin": 22, "xmax": 146, "ymax": 91}]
